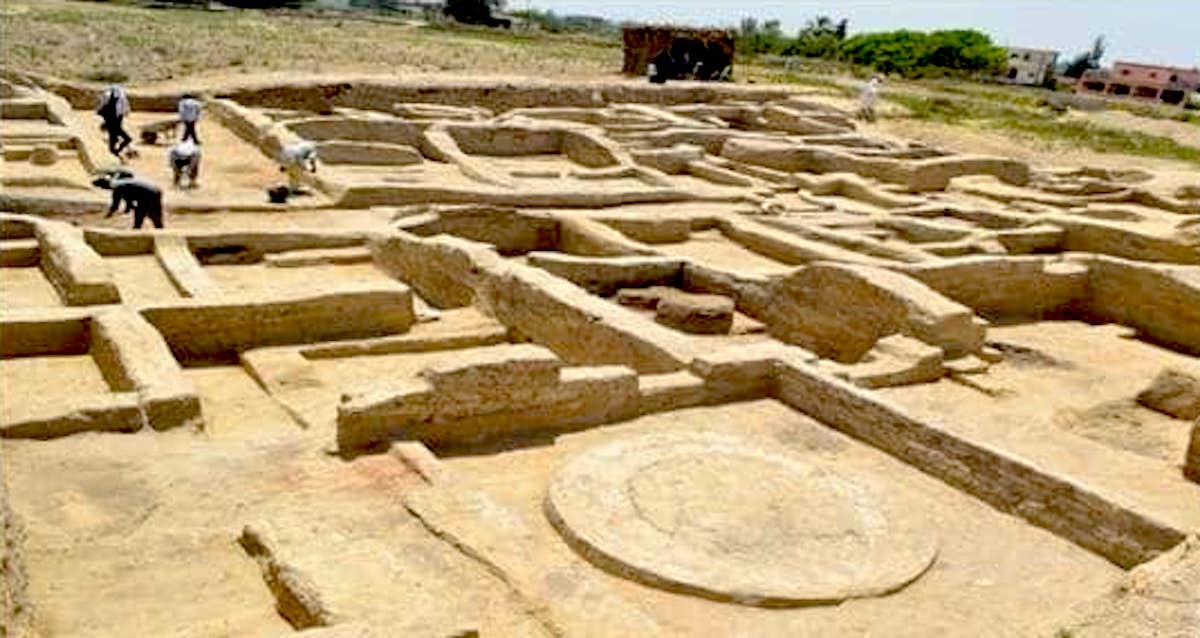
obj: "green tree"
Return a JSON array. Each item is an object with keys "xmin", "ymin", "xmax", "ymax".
[
  {"xmin": 840, "ymin": 30, "xmax": 930, "ymax": 75},
  {"xmin": 783, "ymin": 15, "xmax": 848, "ymax": 58},
  {"xmin": 737, "ymin": 17, "xmax": 787, "ymax": 56},
  {"xmin": 839, "ymin": 28, "xmax": 1006, "ymax": 78}
]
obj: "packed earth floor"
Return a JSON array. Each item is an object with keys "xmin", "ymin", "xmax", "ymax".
[{"xmin": 2, "ymin": 70, "xmax": 1200, "ymax": 638}]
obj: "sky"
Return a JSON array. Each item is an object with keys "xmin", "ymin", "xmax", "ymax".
[{"xmin": 521, "ymin": 0, "xmax": 1199, "ymax": 68}]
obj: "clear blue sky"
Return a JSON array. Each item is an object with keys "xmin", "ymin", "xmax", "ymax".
[{"xmin": 522, "ymin": 0, "xmax": 1199, "ymax": 67}]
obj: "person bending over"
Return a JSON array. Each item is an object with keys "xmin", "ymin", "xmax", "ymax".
[
  {"xmin": 94, "ymin": 174, "xmax": 165, "ymax": 229},
  {"xmin": 168, "ymin": 140, "xmax": 201, "ymax": 189},
  {"xmin": 279, "ymin": 141, "xmax": 319, "ymax": 194}
]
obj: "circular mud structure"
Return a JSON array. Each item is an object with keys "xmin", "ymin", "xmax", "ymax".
[{"xmin": 545, "ymin": 432, "xmax": 939, "ymax": 606}]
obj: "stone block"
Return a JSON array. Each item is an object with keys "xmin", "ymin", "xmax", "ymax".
[
  {"xmin": 337, "ymin": 362, "xmax": 638, "ymax": 451},
  {"xmin": 654, "ymin": 292, "xmax": 734, "ymax": 335},
  {"xmin": 154, "ymin": 234, "xmax": 221, "ymax": 298},
  {"xmin": 142, "ymin": 285, "xmax": 414, "ymax": 363},
  {"xmin": 418, "ymin": 343, "xmax": 562, "ymax": 402},
  {"xmin": 1137, "ymin": 368, "xmax": 1200, "ymax": 420},
  {"xmin": 527, "ymin": 253, "xmax": 683, "ymax": 296},
  {"xmin": 842, "ymin": 334, "xmax": 944, "ymax": 389},
  {"xmin": 28, "ymin": 144, "xmax": 57, "ymax": 166},
  {"xmin": 1186, "ymin": 422, "xmax": 1200, "ymax": 484},
  {"xmin": 90, "ymin": 309, "xmax": 202, "ymax": 430},
  {"xmin": 1, "ymin": 392, "xmax": 143, "ymax": 439},
  {"xmin": 36, "ymin": 220, "xmax": 121, "ymax": 306},
  {"xmin": 638, "ymin": 370, "xmax": 707, "ymax": 415}
]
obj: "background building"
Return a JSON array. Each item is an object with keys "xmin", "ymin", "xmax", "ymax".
[
  {"xmin": 1077, "ymin": 61, "xmax": 1200, "ymax": 106},
  {"xmin": 1000, "ymin": 47, "xmax": 1059, "ymax": 86}
]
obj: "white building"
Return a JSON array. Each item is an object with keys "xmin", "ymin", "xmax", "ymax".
[{"xmin": 1000, "ymin": 47, "xmax": 1059, "ymax": 86}]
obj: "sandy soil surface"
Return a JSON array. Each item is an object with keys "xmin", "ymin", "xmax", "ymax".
[
  {"xmin": 204, "ymin": 262, "xmax": 397, "ymax": 296},
  {"xmin": 654, "ymin": 229, "xmax": 796, "ymax": 275},
  {"xmin": 443, "ymin": 399, "xmax": 1120, "ymax": 637},
  {"xmin": 104, "ymin": 255, "xmax": 182, "ymax": 305},
  {"xmin": 0, "ymin": 266, "xmax": 63, "ymax": 307},
  {"xmin": 881, "ymin": 321, "xmax": 1195, "ymax": 467},
  {"xmin": 0, "ymin": 421, "xmax": 534, "ymax": 636},
  {"xmin": 183, "ymin": 366, "xmax": 299, "ymax": 441},
  {"xmin": 77, "ymin": 110, "xmax": 312, "ymax": 209},
  {"xmin": 1, "ymin": 356, "xmax": 111, "ymax": 423}
]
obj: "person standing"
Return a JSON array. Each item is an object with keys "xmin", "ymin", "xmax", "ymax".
[
  {"xmin": 167, "ymin": 140, "xmax": 201, "ymax": 189},
  {"xmin": 97, "ymin": 84, "xmax": 132, "ymax": 160},
  {"xmin": 177, "ymin": 93, "xmax": 202, "ymax": 144},
  {"xmin": 858, "ymin": 74, "xmax": 884, "ymax": 122}
]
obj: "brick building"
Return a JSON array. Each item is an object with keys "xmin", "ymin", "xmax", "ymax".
[{"xmin": 1077, "ymin": 61, "xmax": 1200, "ymax": 106}]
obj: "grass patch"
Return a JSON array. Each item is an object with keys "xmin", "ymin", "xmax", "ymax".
[
  {"xmin": 885, "ymin": 91, "xmax": 1200, "ymax": 164},
  {"xmin": 1, "ymin": 0, "xmax": 620, "ymax": 82},
  {"xmin": 995, "ymin": 117, "xmax": 1200, "ymax": 163}
]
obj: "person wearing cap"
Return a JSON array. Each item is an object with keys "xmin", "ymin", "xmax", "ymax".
[{"xmin": 167, "ymin": 139, "xmax": 201, "ymax": 189}]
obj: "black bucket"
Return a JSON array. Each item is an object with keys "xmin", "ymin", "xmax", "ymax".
[{"xmin": 267, "ymin": 186, "xmax": 290, "ymax": 204}]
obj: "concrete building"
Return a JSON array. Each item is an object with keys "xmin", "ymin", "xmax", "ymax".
[
  {"xmin": 1077, "ymin": 61, "xmax": 1200, "ymax": 106},
  {"xmin": 1001, "ymin": 47, "xmax": 1059, "ymax": 86}
]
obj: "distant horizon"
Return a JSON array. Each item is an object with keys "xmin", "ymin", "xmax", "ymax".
[{"xmin": 519, "ymin": 0, "xmax": 1199, "ymax": 68}]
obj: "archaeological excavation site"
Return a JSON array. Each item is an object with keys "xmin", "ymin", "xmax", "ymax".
[{"xmin": 1, "ymin": 71, "xmax": 1199, "ymax": 638}]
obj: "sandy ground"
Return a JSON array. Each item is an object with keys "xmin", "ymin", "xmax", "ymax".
[
  {"xmin": 0, "ymin": 266, "xmax": 63, "ymax": 307},
  {"xmin": 0, "ymin": 356, "xmax": 110, "ymax": 424},
  {"xmin": 442, "ymin": 399, "xmax": 1120, "ymax": 637},
  {"xmin": 183, "ymin": 366, "xmax": 299, "ymax": 441},
  {"xmin": 78, "ymin": 110, "xmax": 314, "ymax": 209},
  {"xmin": 0, "ymin": 421, "xmax": 534, "ymax": 636},
  {"xmin": 104, "ymin": 255, "xmax": 182, "ymax": 305},
  {"xmin": 881, "ymin": 321, "xmax": 1195, "ymax": 467},
  {"xmin": 203, "ymin": 262, "xmax": 398, "ymax": 297},
  {"xmin": 653, "ymin": 229, "xmax": 796, "ymax": 275}
]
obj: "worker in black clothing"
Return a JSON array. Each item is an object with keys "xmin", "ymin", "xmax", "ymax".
[
  {"xmin": 97, "ymin": 85, "xmax": 133, "ymax": 160},
  {"xmin": 93, "ymin": 174, "xmax": 164, "ymax": 229}
]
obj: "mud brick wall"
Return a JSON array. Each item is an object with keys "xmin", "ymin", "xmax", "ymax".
[
  {"xmin": 774, "ymin": 359, "xmax": 1187, "ymax": 568},
  {"xmin": 1086, "ymin": 256, "xmax": 1200, "ymax": 356},
  {"xmin": 140, "ymin": 287, "xmax": 415, "ymax": 363}
]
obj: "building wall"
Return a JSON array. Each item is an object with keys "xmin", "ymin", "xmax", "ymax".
[
  {"xmin": 1001, "ymin": 48, "xmax": 1058, "ymax": 86},
  {"xmin": 1076, "ymin": 61, "xmax": 1200, "ymax": 106}
]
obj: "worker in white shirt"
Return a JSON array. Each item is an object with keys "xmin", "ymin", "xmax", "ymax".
[
  {"xmin": 858, "ymin": 74, "xmax": 884, "ymax": 122},
  {"xmin": 178, "ymin": 94, "xmax": 202, "ymax": 144},
  {"xmin": 279, "ymin": 141, "xmax": 318, "ymax": 194},
  {"xmin": 167, "ymin": 140, "xmax": 201, "ymax": 189}
]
